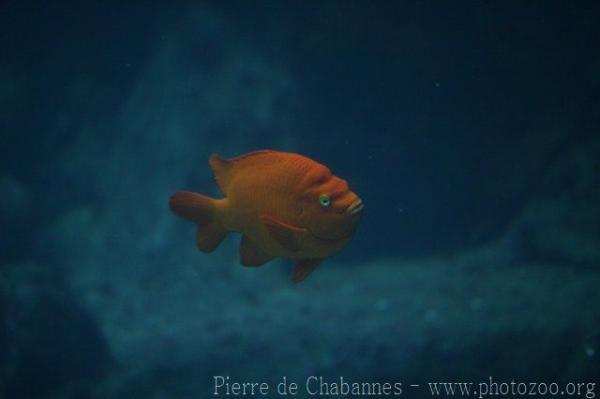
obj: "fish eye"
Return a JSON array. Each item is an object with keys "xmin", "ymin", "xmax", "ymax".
[{"xmin": 319, "ymin": 194, "xmax": 331, "ymax": 208}]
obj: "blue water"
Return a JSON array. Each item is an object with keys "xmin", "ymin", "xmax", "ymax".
[{"xmin": 1, "ymin": 2, "xmax": 599, "ymax": 398}]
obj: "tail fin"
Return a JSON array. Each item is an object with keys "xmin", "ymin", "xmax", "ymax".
[{"xmin": 169, "ymin": 191, "xmax": 227, "ymax": 252}]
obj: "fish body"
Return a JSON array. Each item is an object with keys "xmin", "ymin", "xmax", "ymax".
[{"xmin": 169, "ymin": 150, "xmax": 363, "ymax": 282}]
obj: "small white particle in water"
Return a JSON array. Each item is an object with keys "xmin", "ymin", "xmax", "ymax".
[
  {"xmin": 374, "ymin": 299, "xmax": 389, "ymax": 312},
  {"xmin": 341, "ymin": 284, "xmax": 355, "ymax": 295},
  {"xmin": 470, "ymin": 297, "xmax": 483, "ymax": 311},
  {"xmin": 585, "ymin": 346, "xmax": 595, "ymax": 357},
  {"xmin": 425, "ymin": 309, "xmax": 439, "ymax": 323},
  {"xmin": 434, "ymin": 82, "xmax": 441, "ymax": 87}
]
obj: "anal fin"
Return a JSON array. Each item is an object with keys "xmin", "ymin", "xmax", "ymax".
[
  {"xmin": 240, "ymin": 235, "xmax": 273, "ymax": 266},
  {"xmin": 292, "ymin": 259, "xmax": 322, "ymax": 283},
  {"xmin": 196, "ymin": 223, "xmax": 226, "ymax": 253}
]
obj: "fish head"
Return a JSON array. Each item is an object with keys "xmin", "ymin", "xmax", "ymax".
[{"xmin": 299, "ymin": 166, "xmax": 363, "ymax": 243}]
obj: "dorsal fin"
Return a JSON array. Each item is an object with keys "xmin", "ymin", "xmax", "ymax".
[
  {"xmin": 208, "ymin": 154, "xmax": 233, "ymax": 196},
  {"xmin": 208, "ymin": 150, "xmax": 275, "ymax": 196}
]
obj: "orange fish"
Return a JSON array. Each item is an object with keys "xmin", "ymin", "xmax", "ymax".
[{"xmin": 169, "ymin": 150, "xmax": 363, "ymax": 282}]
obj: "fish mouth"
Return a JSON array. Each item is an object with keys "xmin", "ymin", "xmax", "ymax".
[{"xmin": 347, "ymin": 199, "xmax": 364, "ymax": 215}]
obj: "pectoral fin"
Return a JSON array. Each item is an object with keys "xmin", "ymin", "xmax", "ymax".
[
  {"xmin": 240, "ymin": 235, "xmax": 273, "ymax": 266},
  {"xmin": 260, "ymin": 214, "xmax": 306, "ymax": 252},
  {"xmin": 292, "ymin": 259, "xmax": 322, "ymax": 283}
]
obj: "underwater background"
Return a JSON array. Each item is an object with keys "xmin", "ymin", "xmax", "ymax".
[{"xmin": 1, "ymin": 1, "xmax": 599, "ymax": 398}]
